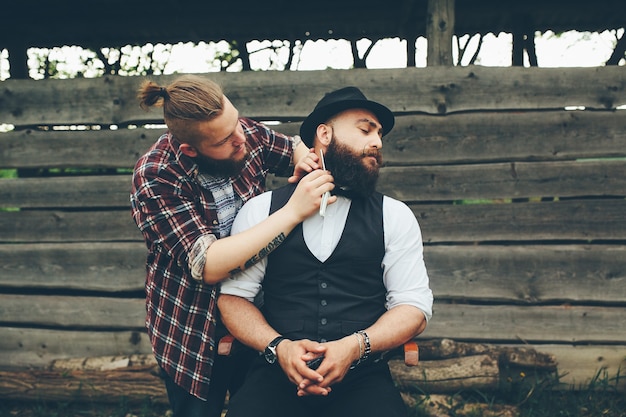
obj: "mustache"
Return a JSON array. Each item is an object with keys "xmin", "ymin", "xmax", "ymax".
[{"xmin": 361, "ymin": 147, "xmax": 383, "ymax": 163}]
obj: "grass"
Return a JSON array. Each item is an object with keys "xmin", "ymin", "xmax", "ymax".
[{"xmin": 407, "ymin": 368, "xmax": 626, "ymax": 417}]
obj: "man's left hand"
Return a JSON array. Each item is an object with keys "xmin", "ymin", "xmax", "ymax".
[{"xmin": 288, "ymin": 147, "xmax": 320, "ymax": 183}]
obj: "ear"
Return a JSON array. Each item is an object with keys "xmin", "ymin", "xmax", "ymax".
[
  {"xmin": 315, "ymin": 124, "xmax": 332, "ymax": 147},
  {"xmin": 179, "ymin": 143, "xmax": 198, "ymax": 158}
]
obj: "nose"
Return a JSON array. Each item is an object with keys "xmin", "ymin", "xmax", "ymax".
[
  {"xmin": 231, "ymin": 130, "xmax": 246, "ymax": 146},
  {"xmin": 370, "ymin": 134, "xmax": 383, "ymax": 150}
]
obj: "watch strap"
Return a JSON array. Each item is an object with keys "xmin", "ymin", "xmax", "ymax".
[{"xmin": 267, "ymin": 336, "xmax": 286, "ymax": 350}]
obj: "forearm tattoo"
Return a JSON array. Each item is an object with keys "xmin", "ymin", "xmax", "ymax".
[{"xmin": 228, "ymin": 233, "xmax": 286, "ymax": 276}]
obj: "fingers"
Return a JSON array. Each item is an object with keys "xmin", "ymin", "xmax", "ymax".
[
  {"xmin": 277, "ymin": 340, "xmax": 333, "ymax": 397},
  {"xmin": 304, "ymin": 169, "xmax": 334, "ymax": 193},
  {"xmin": 297, "ymin": 383, "xmax": 331, "ymax": 397},
  {"xmin": 286, "ymin": 340, "xmax": 357, "ymax": 397},
  {"xmin": 288, "ymin": 149, "xmax": 321, "ymax": 183},
  {"xmin": 285, "ymin": 170, "xmax": 335, "ymax": 220}
]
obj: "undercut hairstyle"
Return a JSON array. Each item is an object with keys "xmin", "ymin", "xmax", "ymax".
[{"xmin": 137, "ymin": 75, "xmax": 224, "ymax": 145}]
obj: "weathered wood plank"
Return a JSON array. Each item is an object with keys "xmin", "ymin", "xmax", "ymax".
[
  {"xmin": 0, "ymin": 328, "xmax": 152, "ymax": 370},
  {"xmin": 0, "ymin": 294, "xmax": 146, "ymax": 329},
  {"xmin": 385, "ymin": 110, "xmax": 626, "ymax": 165},
  {"xmin": 2, "ymin": 199, "xmax": 625, "ymax": 243},
  {"xmin": 2, "ymin": 296, "xmax": 624, "ymax": 343},
  {"xmin": 411, "ymin": 199, "xmax": 626, "ymax": 243},
  {"xmin": 3, "ymin": 160, "xmax": 625, "ymax": 208},
  {"xmin": 0, "ymin": 175, "xmax": 133, "ymax": 208},
  {"xmin": 535, "ymin": 344, "xmax": 626, "ymax": 391},
  {"xmin": 380, "ymin": 160, "xmax": 626, "ymax": 202},
  {"xmin": 0, "ymin": 127, "xmax": 162, "ymax": 170},
  {"xmin": 426, "ymin": 245, "xmax": 626, "ymax": 304},
  {"xmin": 0, "ymin": 242, "xmax": 147, "ymax": 291},
  {"xmin": 1, "ymin": 244, "xmax": 623, "ymax": 305},
  {"xmin": 1, "ymin": 67, "xmax": 625, "ymax": 126},
  {"xmin": 0, "ymin": 209, "xmax": 142, "ymax": 243},
  {"xmin": 424, "ymin": 304, "xmax": 626, "ymax": 344},
  {"xmin": 2, "ymin": 110, "xmax": 625, "ymax": 169}
]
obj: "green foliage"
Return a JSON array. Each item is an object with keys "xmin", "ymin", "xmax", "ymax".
[
  {"xmin": 215, "ymin": 40, "xmax": 241, "ymax": 71},
  {"xmin": 24, "ymin": 41, "xmax": 246, "ymax": 79},
  {"xmin": 0, "ymin": 169, "xmax": 17, "ymax": 178}
]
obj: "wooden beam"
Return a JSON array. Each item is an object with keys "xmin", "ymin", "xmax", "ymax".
[{"xmin": 426, "ymin": 0, "xmax": 455, "ymax": 66}]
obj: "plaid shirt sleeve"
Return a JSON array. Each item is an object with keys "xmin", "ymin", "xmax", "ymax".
[{"xmin": 132, "ymin": 160, "xmax": 212, "ymax": 265}]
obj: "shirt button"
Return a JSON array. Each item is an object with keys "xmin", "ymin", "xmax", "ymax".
[
  {"xmin": 320, "ymin": 338, "xmax": 327, "ymax": 343},
  {"xmin": 320, "ymin": 300, "xmax": 327, "ymax": 306},
  {"xmin": 320, "ymin": 282, "xmax": 328, "ymax": 289},
  {"xmin": 320, "ymin": 318, "xmax": 327, "ymax": 325}
]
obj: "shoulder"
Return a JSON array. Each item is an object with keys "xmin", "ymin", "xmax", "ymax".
[
  {"xmin": 382, "ymin": 195, "xmax": 414, "ymax": 217},
  {"xmin": 382, "ymin": 195, "xmax": 422, "ymax": 235},
  {"xmin": 133, "ymin": 133, "xmax": 185, "ymax": 182}
]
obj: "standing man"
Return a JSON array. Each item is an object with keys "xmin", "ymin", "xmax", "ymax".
[
  {"xmin": 130, "ymin": 75, "xmax": 335, "ymax": 417},
  {"xmin": 218, "ymin": 86, "xmax": 433, "ymax": 417}
]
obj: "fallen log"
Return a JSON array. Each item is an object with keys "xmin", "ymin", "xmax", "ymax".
[
  {"xmin": 0, "ymin": 366, "xmax": 168, "ymax": 405},
  {"xmin": 0, "ymin": 340, "xmax": 558, "ymax": 404},
  {"xmin": 390, "ymin": 354, "xmax": 500, "ymax": 393},
  {"xmin": 416, "ymin": 339, "xmax": 557, "ymax": 370},
  {"xmin": 46, "ymin": 339, "xmax": 556, "ymax": 372},
  {"xmin": 49, "ymin": 353, "xmax": 158, "ymax": 371},
  {"xmin": 2, "ymin": 356, "xmax": 501, "ymax": 403}
]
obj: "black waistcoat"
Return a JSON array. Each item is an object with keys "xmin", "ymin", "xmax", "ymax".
[{"xmin": 263, "ymin": 184, "xmax": 386, "ymax": 342}]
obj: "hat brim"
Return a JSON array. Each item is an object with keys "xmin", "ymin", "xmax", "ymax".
[{"xmin": 299, "ymin": 99, "xmax": 395, "ymax": 147}]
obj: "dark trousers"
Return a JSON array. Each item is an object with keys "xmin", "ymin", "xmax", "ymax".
[
  {"xmin": 225, "ymin": 356, "xmax": 408, "ymax": 417},
  {"xmin": 162, "ymin": 346, "xmax": 257, "ymax": 417}
]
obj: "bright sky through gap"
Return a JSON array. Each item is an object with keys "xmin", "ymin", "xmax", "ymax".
[
  {"xmin": 155, "ymin": 29, "xmax": 624, "ymax": 75},
  {"xmin": 0, "ymin": 29, "xmax": 623, "ymax": 81}
]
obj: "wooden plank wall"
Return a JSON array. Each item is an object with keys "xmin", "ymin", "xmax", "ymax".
[{"xmin": 1, "ymin": 66, "xmax": 625, "ymax": 391}]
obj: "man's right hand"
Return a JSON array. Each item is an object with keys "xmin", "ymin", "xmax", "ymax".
[{"xmin": 283, "ymin": 169, "xmax": 336, "ymax": 222}]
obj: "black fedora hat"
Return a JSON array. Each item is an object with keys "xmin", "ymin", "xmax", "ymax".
[{"xmin": 299, "ymin": 86, "xmax": 395, "ymax": 147}]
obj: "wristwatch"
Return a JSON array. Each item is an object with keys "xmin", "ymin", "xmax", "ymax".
[{"xmin": 264, "ymin": 336, "xmax": 287, "ymax": 364}]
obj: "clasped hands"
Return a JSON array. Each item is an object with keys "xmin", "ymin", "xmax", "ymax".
[{"xmin": 275, "ymin": 336, "xmax": 359, "ymax": 397}]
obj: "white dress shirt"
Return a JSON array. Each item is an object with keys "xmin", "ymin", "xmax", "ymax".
[{"xmin": 220, "ymin": 193, "xmax": 433, "ymax": 322}]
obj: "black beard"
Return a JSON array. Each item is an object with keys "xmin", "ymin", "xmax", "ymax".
[
  {"xmin": 192, "ymin": 144, "xmax": 250, "ymax": 178},
  {"xmin": 324, "ymin": 137, "xmax": 381, "ymax": 199}
]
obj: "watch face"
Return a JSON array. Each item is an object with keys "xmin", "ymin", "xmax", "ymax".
[
  {"xmin": 264, "ymin": 336, "xmax": 284, "ymax": 364},
  {"xmin": 264, "ymin": 347, "xmax": 277, "ymax": 364}
]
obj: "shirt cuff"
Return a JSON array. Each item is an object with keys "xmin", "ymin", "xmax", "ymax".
[{"xmin": 189, "ymin": 234, "xmax": 217, "ymax": 282}]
